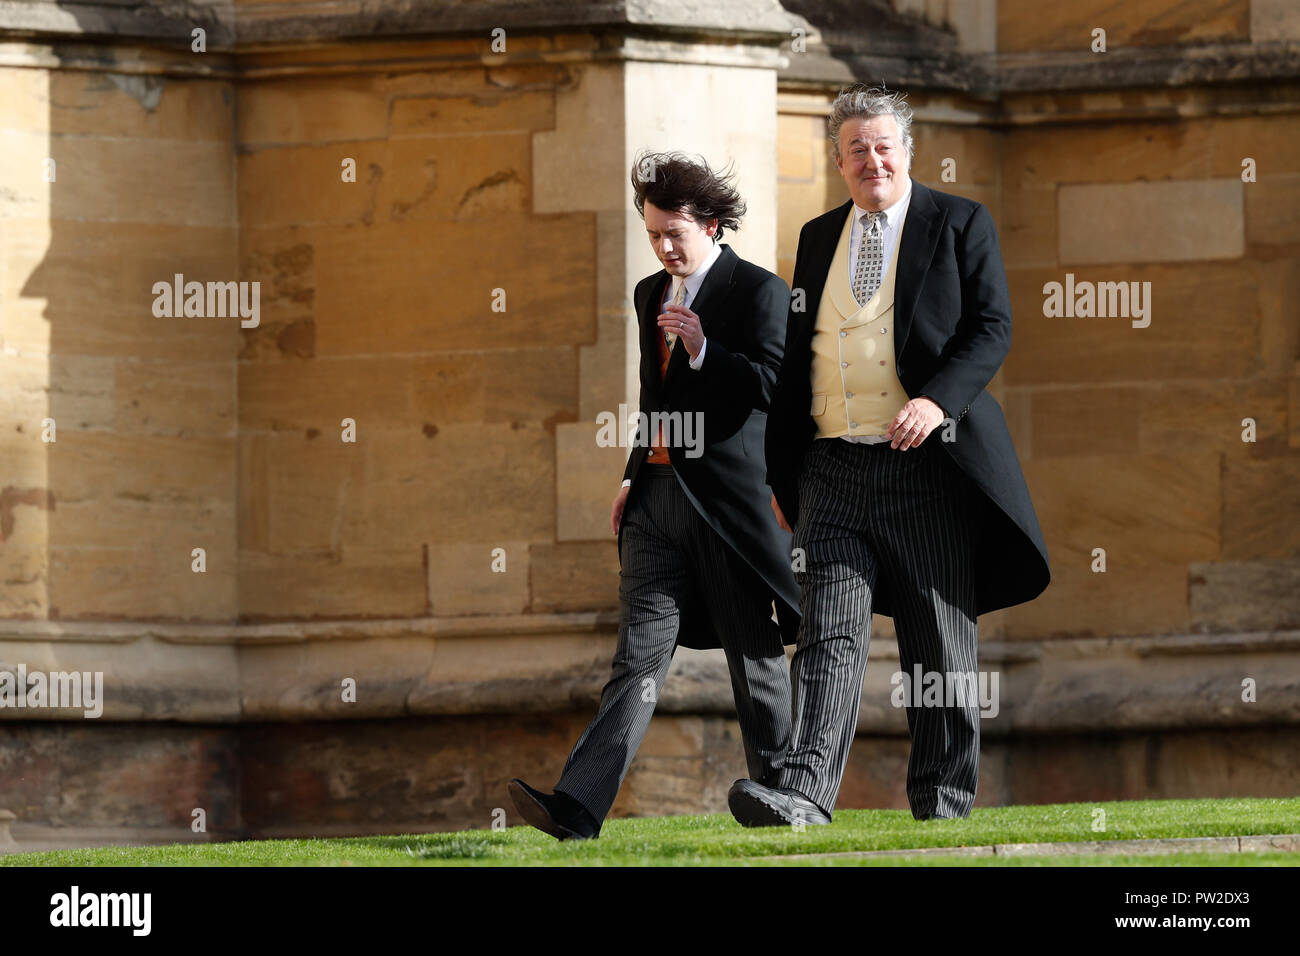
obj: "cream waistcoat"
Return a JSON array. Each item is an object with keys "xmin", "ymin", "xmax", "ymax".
[{"xmin": 810, "ymin": 206, "xmax": 910, "ymax": 439}]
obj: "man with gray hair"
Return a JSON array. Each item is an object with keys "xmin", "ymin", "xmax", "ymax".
[{"xmin": 728, "ymin": 85, "xmax": 1050, "ymax": 825}]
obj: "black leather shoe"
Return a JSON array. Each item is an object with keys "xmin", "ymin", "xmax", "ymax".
[
  {"xmin": 728, "ymin": 779, "xmax": 831, "ymax": 828},
  {"xmin": 508, "ymin": 778, "xmax": 599, "ymax": 841}
]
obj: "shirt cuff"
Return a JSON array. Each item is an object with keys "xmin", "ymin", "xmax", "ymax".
[
  {"xmin": 688, "ymin": 338, "xmax": 707, "ymax": 370},
  {"xmin": 922, "ymin": 394, "xmax": 949, "ymax": 418},
  {"xmin": 621, "ymin": 479, "xmax": 631, "ymax": 489}
]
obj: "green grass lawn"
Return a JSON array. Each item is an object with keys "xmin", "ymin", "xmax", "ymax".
[{"xmin": 5, "ymin": 797, "xmax": 1298, "ymax": 867}]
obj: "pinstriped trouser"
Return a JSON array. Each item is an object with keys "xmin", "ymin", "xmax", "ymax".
[
  {"xmin": 556, "ymin": 466, "xmax": 792, "ymax": 825},
  {"xmin": 780, "ymin": 436, "xmax": 981, "ymax": 820}
]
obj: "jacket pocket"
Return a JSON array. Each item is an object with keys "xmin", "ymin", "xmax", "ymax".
[{"xmin": 810, "ymin": 392, "xmax": 827, "ymax": 415}]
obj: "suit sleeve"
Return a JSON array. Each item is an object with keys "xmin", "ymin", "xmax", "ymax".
[
  {"xmin": 692, "ymin": 272, "xmax": 788, "ymax": 413},
  {"xmin": 918, "ymin": 203, "xmax": 1012, "ymax": 422}
]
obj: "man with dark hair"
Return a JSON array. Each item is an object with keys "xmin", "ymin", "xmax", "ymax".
[
  {"xmin": 509, "ymin": 151, "xmax": 801, "ymax": 840},
  {"xmin": 728, "ymin": 86, "xmax": 1050, "ymax": 827}
]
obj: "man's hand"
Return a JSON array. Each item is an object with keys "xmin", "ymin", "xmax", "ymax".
[
  {"xmin": 659, "ymin": 303, "xmax": 705, "ymax": 359},
  {"xmin": 611, "ymin": 485, "xmax": 631, "ymax": 535},
  {"xmin": 888, "ymin": 396, "xmax": 946, "ymax": 450},
  {"xmin": 771, "ymin": 493, "xmax": 791, "ymax": 533}
]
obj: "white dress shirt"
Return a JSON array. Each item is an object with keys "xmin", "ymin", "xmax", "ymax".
[
  {"xmin": 665, "ymin": 239, "xmax": 722, "ymax": 371},
  {"xmin": 621, "ymin": 241, "xmax": 723, "ymax": 488},
  {"xmin": 847, "ymin": 179, "xmax": 912, "ymax": 292}
]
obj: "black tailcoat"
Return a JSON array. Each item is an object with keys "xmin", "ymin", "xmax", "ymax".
[
  {"xmin": 765, "ymin": 180, "xmax": 1051, "ymax": 617},
  {"xmin": 622, "ymin": 243, "xmax": 801, "ymax": 649}
]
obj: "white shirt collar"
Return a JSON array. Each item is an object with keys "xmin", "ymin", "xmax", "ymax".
[
  {"xmin": 670, "ymin": 240, "xmax": 723, "ymax": 300},
  {"xmin": 853, "ymin": 178, "xmax": 913, "ymax": 227}
]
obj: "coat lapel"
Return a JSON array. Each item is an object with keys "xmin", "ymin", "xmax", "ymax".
[
  {"xmin": 638, "ymin": 270, "xmax": 670, "ymax": 400},
  {"xmin": 893, "ymin": 179, "xmax": 946, "ymax": 356},
  {"xmin": 794, "ymin": 200, "xmax": 853, "ymax": 346}
]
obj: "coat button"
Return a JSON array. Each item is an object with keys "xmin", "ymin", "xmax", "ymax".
[
  {"xmin": 880, "ymin": 327, "xmax": 887, "ymax": 333},
  {"xmin": 846, "ymin": 392, "xmax": 853, "ymax": 398},
  {"xmin": 841, "ymin": 361, "xmax": 848, "ymax": 368},
  {"xmin": 840, "ymin": 331, "xmax": 847, "ymax": 338}
]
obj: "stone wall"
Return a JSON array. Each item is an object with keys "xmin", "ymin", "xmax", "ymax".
[{"xmin": 1, "ymin": 0, "xmax": 1298, "ymax": 848}]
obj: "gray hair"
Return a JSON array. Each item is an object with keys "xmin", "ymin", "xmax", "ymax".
[{"xmin": 827, "ymin": 84, "xmax": 914, "ymax": 159}]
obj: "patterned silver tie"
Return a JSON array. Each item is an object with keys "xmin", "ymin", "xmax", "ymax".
[
  {"xmin": 852, "ymin": 210, "xmax": 886, "ymax": 306},
  {"xmin": 664, "ymin": 280, "xmax": 687, "ymax": 351}
]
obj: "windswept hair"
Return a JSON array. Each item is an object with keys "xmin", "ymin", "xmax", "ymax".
[
  {"xmin": 630, "ymin": 150, "xmax": 746, "ymax": 238},
  {"xmin": 827, "ymin": 84, "xmax": 915, "ymax": 159}
]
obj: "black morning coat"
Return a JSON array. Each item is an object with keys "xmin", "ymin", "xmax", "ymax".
[
  {"xmin": 765, "ymin": 179, "xmax": 1052, "ymax": 618},
  {"xmin": 621, "ymin": 242, "xmax": 801, "ymax": 650}
]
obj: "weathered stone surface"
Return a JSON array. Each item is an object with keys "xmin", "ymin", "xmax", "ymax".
[
  {"xmin": 238, "ymin": 547, "xmax": 426, "ymax": 620},
  {"xmin": 49, "ymin": 543, "xmax": 238, "ymax": 620},
  {"xmin": 3, "ymin": 714, "xmax": 1299, "ymax": 840},
  {"xmin": 529, "ymin": 541, "xmax": 619, "ymax": 613},
  {"xmin": 240, "ymin": 356, "xmax": 410, "ymax": 435},
  {"xmin": 997, "ymin": 0, "xmax": 1249, "ymax": 52},
  {"xmin": 361, "ymin": 424, "xmax": 555, "ymax": 546},
  {"xmin": 778, "ymin": 112, "xmax": 817, "ymax": 182},
  {"xmin": 533, "ymin": 64, "xmax": 626, "ymax": 217},
  {"xmin": 1139, "ymin": 379, "xmax": 1290, "ymax": 456},
  {"xmin": 1221, "ymin": 456, "xmax": 1300, "ymax": 560},
  {"xmin": 310, "ymin": 217, "xmax": 596, "ymax": 355},
  {"xmin": 1029, "ymin": 386, "xmax": 1141, "ymax": 458},
  {"xmin": 0, "ymin": 130, "xmax": 234, "ymax": 228},
  {"xmin": 238, "ymin": 75, "xmax": 390, "ymax": 147},
  {"xmin": 913, "ymin": 124, "xmax": 998, "ymax": 186},
  {"xmin": 1246, "ymin": 176, "xmax": 1300, "ymax": 247},
  {"xmin": 429, "ymin": 542, "xmax": 530, "ymax": 617},
  {"xmin": 1059, "ymin": 180, "xmax": 1244, "ymax": 265},
  {"xmin": 999, "ymin": 185, "xmax": 1057, "ymax": 268},
  {"xmin": 115, "ymin": 360, "xmax": 234, "ymax": 438},
  {"xmin": 390, "ymin": 90, "xmax": 556, "ymax": 137},
  {"xmin": 1004, "ymin": 262, "xmax": 1265, "ymax": 386},
  {"xmin": 1253, "ymin": 0, "xmax": 1300, "ymax": 41},
  {"xmin": 1291, "ymin": 362, "xmax": 1300, "ymax": 450},
  {"xmin": 1209, "ymin": 114, "xmax": 1300, "ymax": 178},
  {"xmin": 1026, "ymin": 452, "xmax": 1220, "ymax": 564},
  {"xmin": 1, "ymin": 219, "xmax": 238, "ymax": 359},
  {"xmin": 411, "ymin": 349, "xmax": 579, "ymax": 428},
  {"xmin": 555, "ymin": 422, "xmax": 627, "ymax": 542},
  {"xmin": 1003, "ymin": 120, "xmax": 1215, "ymax": 188},
  {"xmin": 1002, "ymin": 558, "xmax": 1193, "ymax": 639},
  {"xmin": 240, "ymin": 133, "xmax": 534, "ymax": 228},
  {"xmin": 43, "ymin": 427, "xmax": 229, "ymax": 499},
  {"xmin": 1190, "ymin": 560, "xmax": 1300, "ymax": 632}
]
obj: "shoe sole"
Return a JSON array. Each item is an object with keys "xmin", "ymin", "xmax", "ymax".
[
  {"xmin": 507, "ymin": 780, "xmax": 586, "ymax": 841},
  {"xmin": 729, "ymin": 785, "xmax": 799, "ymax": 828}
]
